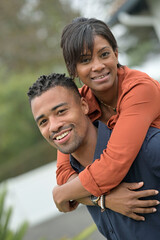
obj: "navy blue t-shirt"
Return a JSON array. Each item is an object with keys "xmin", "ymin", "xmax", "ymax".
[{"xmin": 70, "ymin": 121, "xmax": 160, "ymax": 240}]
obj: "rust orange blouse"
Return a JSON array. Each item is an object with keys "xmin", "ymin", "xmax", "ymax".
[{"xmin": 56, "ymin": 66, "xmax": 160, "ymax": 196}]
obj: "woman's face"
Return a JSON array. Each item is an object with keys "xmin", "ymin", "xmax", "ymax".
[{"xmin": 76, "ymin": 35, "xmax": 118, "ymax": 93}]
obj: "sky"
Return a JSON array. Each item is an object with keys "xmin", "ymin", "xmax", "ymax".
[{"xmin": 60, "ymin": 0, "xmax": 111, "ymax": 20}]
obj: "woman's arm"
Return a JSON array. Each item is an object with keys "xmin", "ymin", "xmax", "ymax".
[
  {"xmin": 79, "ymin": 82, "xmax": 160, "ymax": 196},
  {"xmin": 56, "ymin": 150, "xmax": 76, "ymax": 185},
  {"xmin": 53, "ymin": 180, "xmax": 159, "ymax": 221},
  {"xmin": 56, "ymin": 81, "xmax": 160, "ymax": 196}
]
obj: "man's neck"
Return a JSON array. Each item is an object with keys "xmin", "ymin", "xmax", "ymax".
[{"xmin": 71, "ymin": 121, "xmax": 98, "ymax": 168}]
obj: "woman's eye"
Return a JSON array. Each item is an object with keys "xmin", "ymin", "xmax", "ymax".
[
  {"xmin": 79, "ymin": 56, "xmax": 91, "ymax": 64},
  {"xmin": 82, "ymin": 58, "xmax": 90, "ymax": 63},
  {"xmin": 101, "ymin": 51, "xmax": 110, "ymax": 58}
]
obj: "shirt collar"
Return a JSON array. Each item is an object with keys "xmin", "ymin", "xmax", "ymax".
[{"xmin": 70, "ymin": 121, "xmax": 111, "ymax": 173}]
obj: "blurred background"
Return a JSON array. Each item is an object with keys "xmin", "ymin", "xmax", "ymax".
[{"xmin": 0, "ymin": 0, "xmax": 159, "ymax": 239}]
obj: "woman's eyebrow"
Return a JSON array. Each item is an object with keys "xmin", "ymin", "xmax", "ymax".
[
  {"xmin": 80, "ymin": 46, "xmax": 110, "ymax": 56},
  {"xmin": 98, "ymin": 46, "xmax": 110, "ymax": 54}
]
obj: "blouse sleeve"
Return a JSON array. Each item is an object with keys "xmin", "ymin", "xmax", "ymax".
[
  {"xmin": 79, "ymin": 80, "xmax": 160, "ymax": 196},
  {"xmin": 56, "ymin": 150, "xmax": 77, "ymax": 185}
]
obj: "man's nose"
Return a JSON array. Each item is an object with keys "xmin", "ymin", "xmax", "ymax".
[
  {"xmin": 49, "ymin": 117, "xmax": 62, "ymax": 133},
  {"xmin": 91, "ymin": 58, "xmax": 105, "ymax": 72}
]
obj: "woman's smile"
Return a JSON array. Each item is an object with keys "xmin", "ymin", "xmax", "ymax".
[{"xmin": 91, "ymin": 72, "xmax": 110, "ymax": 82}]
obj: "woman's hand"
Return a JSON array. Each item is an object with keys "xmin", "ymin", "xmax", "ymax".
[
  {"xmin": 52, "ymin": 185, "xmax": 79, "ymax": 212},
  {"xmin": 103, "ymin": 182, "xmax": 159, "ymax": 221}
]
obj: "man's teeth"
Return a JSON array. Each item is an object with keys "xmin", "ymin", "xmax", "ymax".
[{"xmin": 56, "ymin": 131, "xmax": 69, "ymax": 140}]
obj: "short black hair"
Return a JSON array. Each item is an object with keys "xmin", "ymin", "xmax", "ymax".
[
  {"xmin": 61, "ymin": 17, "xmax": 122, "ymax": 78},
  {"xmin": 27, "ymin": 73, "xmax": 81, "ymax": 103}
]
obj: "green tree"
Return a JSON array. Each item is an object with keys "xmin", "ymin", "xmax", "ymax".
[
  {"xmin": 0, "ymin": 71, "xmax": 59, "ymax": 181},
  {"xmin": 0, "ymin": 0, "xmax": 79, "ymax": 73},
  {"xmin": 0, "ymin": 0, "xmax": 79, "ymax": 181}
]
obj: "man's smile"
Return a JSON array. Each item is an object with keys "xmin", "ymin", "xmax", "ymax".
[
  {"xmin": 49, "ymin": 126, "xmax": 73, "ymax": 145},
  {"xmin": 55, "ymin": 130, "xmax": 70, "ymax": 140}
]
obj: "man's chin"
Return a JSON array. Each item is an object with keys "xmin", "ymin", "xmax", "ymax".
[{"xmin": 58, "ymin": 146, "xmax": 78, "ymax": 155}]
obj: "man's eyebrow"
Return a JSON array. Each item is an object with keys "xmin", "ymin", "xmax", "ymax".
[
  {"xmin": 51, "ymin": 102, "xmax": 67, "ymax": 111},
  {"xmin": 36, "ymin": 114, "xmax": 44, "ymax": 123},
  {"xmin": 35, "ymin": 102, "xmax": 67, "ymax": 123}
]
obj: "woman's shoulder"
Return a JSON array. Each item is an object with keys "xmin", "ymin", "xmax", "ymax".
[
  {"xmin": 79, "ymin": 84, "xmax": 98, "ymax": 102},
  {"xmin": 119, "ymin": 66, "xmax": 160, "ymax": 89},
  {"xmin": 119, "ymin": 66, "xmax": 152, "ymax": 81}
]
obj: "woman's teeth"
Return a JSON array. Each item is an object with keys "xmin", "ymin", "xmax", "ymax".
[{"xmin": 92, "ymin": 73, "xmax": 109, "ymax": 80}]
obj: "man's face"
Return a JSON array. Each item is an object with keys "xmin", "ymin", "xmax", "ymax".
[{"xmin": 31, "ymin": 86, "xmax": 89, "ymax": 154}]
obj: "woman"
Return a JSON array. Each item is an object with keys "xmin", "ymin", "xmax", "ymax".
[{"xmin": 54, "ymin": 17, "xmax": 160, "ymax": 214}]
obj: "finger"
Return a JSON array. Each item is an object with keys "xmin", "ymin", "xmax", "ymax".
[
  {"xmin": 124, "ymin": 182, "xmax": 144, "ymax": 190},
  {"xmin": 56, "ymin": 202, "xmax": 73, "ymax": 213},
  {"xmin": 70, "ymin": 200, "xmax": 79, "ymax": 209},
  {"xmin": 129, "ymin": 213, "xmax": 145, "ymax": 221},
  {"xmin": 135, "ymin": 190, "xmax": 159, "ymax": 198},
  {"xmin": 133, "ymin": 207, "xmax": 157, "ymax": 214},
  {"xmin": 69, "ymin": 200, "xmax": 77, "ymax": 207},
  {"xmin": 136, "ymin": 199, "xmax": 160, "ymax": 208}
]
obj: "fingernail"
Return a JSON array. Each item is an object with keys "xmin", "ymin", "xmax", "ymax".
[
  {"xmin": 156, "ymin": 201, "xmax": 160, "ymax": 205},
  {"xmin": 138, "ymin": 182, "xmax": 144, "ymax": 185},
  {"xmin": 155, "ymin": 190, "xmax": 159, "ymax": 194},
  {"xmin": 142, "ymin": 218, "xmax": 145, "ymax": 221},
  {"xmin": 153, "ymin": 208, "xmax": 157, "ymax": 212}
]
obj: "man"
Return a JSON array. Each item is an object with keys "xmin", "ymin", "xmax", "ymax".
[{"xmin": 28, "ymin": 73, "xmax": 160, "ymax": 240}]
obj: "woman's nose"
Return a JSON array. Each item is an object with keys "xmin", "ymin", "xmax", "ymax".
[{"xmin": 91, "ymin": 59, "xmax": 105, "ymax": 72}]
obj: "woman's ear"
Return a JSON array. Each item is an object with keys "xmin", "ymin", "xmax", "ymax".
[
  {"xmin": 81, "ymin": 97, "xmax": 89, "ymax": 115},
  {"xmin": 114, "ymin": 48, "xmax": 118, "ymax": 63},
  {"xmin": 75, "ymin": 72, "xmax": 78, "ymax": 78}
]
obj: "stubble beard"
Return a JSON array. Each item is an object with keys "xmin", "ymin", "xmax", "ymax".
[{"xmin": 56, "ymin": 135, "xmax": 84, "ymax": 154}]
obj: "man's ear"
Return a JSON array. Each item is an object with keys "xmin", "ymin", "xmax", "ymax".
[{"xmin": 81, "ymin": 97, "xmax": 89, "ymax": 115}]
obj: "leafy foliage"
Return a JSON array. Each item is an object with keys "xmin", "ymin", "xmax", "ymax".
[
  {"xmin": 71, "ymin": 223, "xmax": 97, "ymax": 240},
  {"xmin": 0, "ymin": 0, "xmax": 79, "ymax": 181},
  {"xmin": 0, "ymin": 188, "xmax": 96, "ymax": 240},
  {"xmin": 0, "ymin": 71, "xmax": 58, "ymax": 181},
  {"xmin": 0, "ymin": 187, "xmax": 28, "ymax": 240},
  {"xmin": 124, "ymin": 27, "xmax": 159, "ymax": 67},
  {"xmin": 0, "ymin": 0, "xmax": 78, "ymax": 73}
]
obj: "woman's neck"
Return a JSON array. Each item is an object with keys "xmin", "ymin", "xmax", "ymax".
[{"xmin": 93, "ymin": 76, "xmax": 118, "ymax": 108}]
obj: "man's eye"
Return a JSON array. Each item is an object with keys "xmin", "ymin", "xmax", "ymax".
[
  {"xmin": 39, "ymin": 119, "xmax": 47, "ymax": 126},
  {"xmin": 58, "ymin": 109, "xmax": 66, "ymax": 115}
]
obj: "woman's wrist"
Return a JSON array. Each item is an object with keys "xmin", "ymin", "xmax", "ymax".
[{"xmin": 96, "ymin": 195, "xmax": 107, "ymax": 212}]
